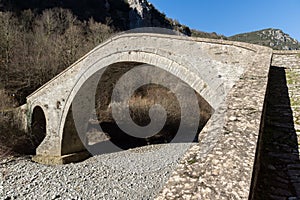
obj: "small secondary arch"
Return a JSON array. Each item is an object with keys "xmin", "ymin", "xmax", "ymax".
[{"xmin": 31, "ymin": 106, "xmax": 47, "ymax": 152}]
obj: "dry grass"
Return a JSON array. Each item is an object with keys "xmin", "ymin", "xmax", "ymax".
[
  {"xmin": 0, "ymin": 89, "xmax": 17, "ymax": 110},
  {"xmin": 95, "ymin": 84, "xmax": 213, "ymax": 143},
  {"xmin": 0, "ymin": 89, "xmax": 17, "ymax": 158},
  {"xmin": 89, "ymin": 62, "xmax": 214, "ymax": 144}
]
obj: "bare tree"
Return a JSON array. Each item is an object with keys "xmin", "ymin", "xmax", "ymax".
[
  {"xmin": 87, "ymin": 18, "xmax": 114, "ymax": 47},
  {"xmin": 59, "ymin": 23, "xmax": 85, "ymax": 67},
  {"xmin": 0, "ymin": 12, "xmax": 19, "ymax": 88},
  {"xmin": 0, "ymin": 8, "xmax": 115, "ymax": 104}
]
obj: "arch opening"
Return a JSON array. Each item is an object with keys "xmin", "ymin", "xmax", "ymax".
[
  {"xmin": 61, "ymin": 61, "xmax": 214, "ymax": 156},
  {"xmin": 31, "ymin": 106, "xmax": 46, "ymax": 154}
]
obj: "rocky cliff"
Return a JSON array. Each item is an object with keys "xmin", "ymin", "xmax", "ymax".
[{"xmin": 127, "ymin": 0, "xmax": 191, "ymax": 35}]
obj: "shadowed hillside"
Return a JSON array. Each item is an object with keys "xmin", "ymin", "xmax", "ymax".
[{"xmin": 0, "ymin": 0, "xmax": 130, "ymax": 30}]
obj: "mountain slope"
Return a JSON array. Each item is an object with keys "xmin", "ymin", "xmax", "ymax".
[
  {"xmin": 228, "ymin": 28, "xmax": 300, "ymax": 50},
  {"xmin": 0, "ymin": 0, "xmax": 131, "ymax": 30},
  {"xmin": 0, "ymin": 0, "xmax": 191, "ymax": 35},
  {"xmin": 1, "ymin": 0, "xmax": 299, "ymax": 49}
]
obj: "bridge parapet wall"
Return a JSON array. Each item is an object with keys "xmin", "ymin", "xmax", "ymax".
[
  {"xmin": 156, "ymin": 44, "xmax": 273, "ymax": 199},
  {"xmin": 272, "ymin": 50, "xmax": 300, "ymax": 68},
  {"xmin": 272, "ymin": 50, "xmax": 300, "ymax": 153}
]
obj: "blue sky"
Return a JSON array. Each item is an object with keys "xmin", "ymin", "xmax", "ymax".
[{"xmin": 149, "ymin": 0, "xmax": 300, "ymax": 41}]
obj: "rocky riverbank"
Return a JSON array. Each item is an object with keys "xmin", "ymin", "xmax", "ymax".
[{"xmin": 1, "ymin": 143, "xmax": 193, "ymax": 200}]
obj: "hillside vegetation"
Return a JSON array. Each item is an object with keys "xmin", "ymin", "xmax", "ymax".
[
  {"xmin": 229, "ymin": 28, "xmax": 300, "ymax": 50},
  {"xmin": 0, "ymin": 8, "xmax": 114, "ymax": 104},
  {"xmin": 0, "ymin": 0, "xmax": 299, "ymax": 157},
  {"xmin": 0, "ymin": 0, "xmax": 210, "ymax": 156},
  {"xmin": 0, "ymin": 0, "xmax": 299, "ymax": 107},
  {"xmin": 0, "ymin": 8, "xmax": 115, "ymax": 156}
]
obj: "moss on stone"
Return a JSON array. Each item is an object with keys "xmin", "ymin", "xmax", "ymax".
[{"xmin": 187, "ymin": 156, "xmax": 197, "ymax": 165}]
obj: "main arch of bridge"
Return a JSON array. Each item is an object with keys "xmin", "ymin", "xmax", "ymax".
[{"xmin": 25, "ymin": 33, "xmax": 266, "ymax": 164}]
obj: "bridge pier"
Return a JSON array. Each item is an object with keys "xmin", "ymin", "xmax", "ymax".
[
  {"xmin": 32, "ymin": 127, "xmax": 90, "ymax": 165},
  {"xmin": 32, "ymin": 128, "xmax": 90, "ymax": 165},
  {"xmin": 29, "ymin": 104, "xmax": 91, "ymax": 165},
  {"xmin": 32, "ymin": 151, "xmax": 90, "ymax": 165}
]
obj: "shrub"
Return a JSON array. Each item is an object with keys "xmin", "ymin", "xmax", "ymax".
[
  {"xmin": 0, "ymin": 89, "xmax": 39, "ymax": 158},
  {"xmin": 0, "ymin": 89, "xmax": 17, "ymax": 110}
]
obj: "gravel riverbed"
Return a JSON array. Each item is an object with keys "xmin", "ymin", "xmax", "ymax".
[{"xmin": 1, "ymin": 143, "xmax": 193, "ymax": 200}]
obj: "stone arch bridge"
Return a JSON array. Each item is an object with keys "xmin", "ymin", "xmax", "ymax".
[{"xmin": 13, "ymin": 33, "xmax": 289, "ymax": 198}]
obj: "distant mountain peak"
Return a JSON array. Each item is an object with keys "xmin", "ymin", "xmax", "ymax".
[
  {"xmin": 229, "ymin": 28, "xmax": 300, "ymax": 50},
  {"xmin": 126, "ymin": 0, "xmax": 191, "ymax": 35},
  {"xmin": 259, "ymin": 28, "xmax": 299, "ymax": 46}
]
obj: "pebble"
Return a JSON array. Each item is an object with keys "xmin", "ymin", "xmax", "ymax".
[{"xmin": 1, "ymin": 143, "xmax": 193, "ymax": 199}]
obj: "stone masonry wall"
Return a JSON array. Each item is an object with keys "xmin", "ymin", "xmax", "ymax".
[
  {"xmin": 0, "ymin": 105, "xmax": 28, "ymax": 133},
  {"xmin": 27, "ymin": 33, "xmax": 263, "ymax": 162},
  {"xmin": 272, "ymin": 50, "xmax": 300, "ymax": 68},
  {"xmin": 155, "ymin": 44, "xmax": 272, "ymax": 199},
  {"xmin": 156, "ymin": 50, "xmax": 300, "ymax": 199},
  {"xmin": 250, "ymin": 51, "xmax": 300, "ymax": 199}
]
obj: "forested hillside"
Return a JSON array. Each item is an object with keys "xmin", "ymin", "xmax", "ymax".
[
  {"xmin": 0, "ymin": 0, "xmax": 195, "ymax": 104},
  {"xmin": 0, "ymin": 0, "xmax": 299, "ymax": 106},
  {"xmin": 0, "ymin": 8, "xmax": 114, "ymax": 104}
]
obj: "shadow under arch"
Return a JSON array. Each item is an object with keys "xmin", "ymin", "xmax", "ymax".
[
  {"xmin": 31, "ymin": 106, "xmax": 47, "ymax": 154},
  {"xmin": 60, "ymin": 61, "xmax": 214, "ymax": 157},
  {"xmin": 57, "ymin": 48, "xmax": 220, "ymax": 143},
  {"xmin": 61, "ymin": 107, "xmax": 87, "ymax": 155}
]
